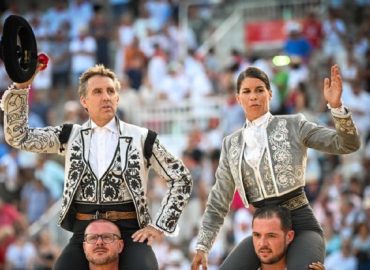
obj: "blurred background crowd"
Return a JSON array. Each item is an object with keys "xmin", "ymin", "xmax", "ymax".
[{"xmin": 0, "ymin": 0, "xmax": 370, "ymax": 269}]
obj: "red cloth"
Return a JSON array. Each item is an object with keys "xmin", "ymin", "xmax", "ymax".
[
  {"xmin": 0, "ymin": 204, "xmax": 23, "ymax": 264},
  {"xmin": 302, "ymin": 19, "xmax": 323, "ymax": 49},
  {"xmin": 231, "ymin": 191, "xmax": 244, "ymax": 211},
  {"xmin": 0, "ymin": 204, "xmax": 21, "ymax": 226}
]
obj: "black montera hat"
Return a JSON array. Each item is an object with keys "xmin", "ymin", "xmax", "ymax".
[{"xmin": 0, "ymin": 15, "xmax": 38, "ymax": 83}]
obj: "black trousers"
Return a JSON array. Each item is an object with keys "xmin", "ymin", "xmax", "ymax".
[
  {"xmin": 53, "ymin": 203, "xmax": 158, "ymax": 270},
  {"xmin": 219, "ymin": 205, "xmax": 325, "ymax": 270},
  {"xmin": 53, "ymin": 231, "xmax": 158, "ymax": 270}
]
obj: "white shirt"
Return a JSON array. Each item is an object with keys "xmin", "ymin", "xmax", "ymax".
[
  {"xmin": 90, "ymin": 118, "xmax": 119, "ymax": 179},
  {"xmin": 341, "ymin": 88, "xmax": 370, "ymax": 138},
  {"xmin": 243, "ymin": 112, "xmax": 271, "ymax": 169},
  {"xmin": 69, "ymin": 35, "xmax": 97, "ymax": 73},
  {"xmin": 325, "ymin": 251, "xmax": 358, "ymax": 270},
  {"xmin": 5, "ymin": 242, "xmax": 37, "ymax": 269}
]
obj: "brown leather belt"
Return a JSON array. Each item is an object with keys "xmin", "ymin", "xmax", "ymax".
[
  {"xmin": 281, "ymin": 193, "xmax": 309, "ymax": 211},
  {"xmin": 76, "ymin": 210, "xmax": 137, "ymax": 221}
]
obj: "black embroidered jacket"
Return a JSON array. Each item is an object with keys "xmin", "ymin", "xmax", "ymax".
[{"xmin": 1, "ymin": 87, "xmax": 192, "ymax": 235}]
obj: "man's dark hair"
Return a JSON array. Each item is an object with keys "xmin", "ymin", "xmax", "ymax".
[{"xmin": 252, "ymin": 205, "xmax": 292, "ymax": 232}]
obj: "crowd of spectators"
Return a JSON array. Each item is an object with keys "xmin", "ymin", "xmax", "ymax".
[{"xmin": 0, "ymin": 0, "xmax": 370, "ymax": 269}]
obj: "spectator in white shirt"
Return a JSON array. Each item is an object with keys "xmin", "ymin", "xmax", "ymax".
[{"xmin": 325, "ymin": 238, "xmax": 358, "ymax": 270}]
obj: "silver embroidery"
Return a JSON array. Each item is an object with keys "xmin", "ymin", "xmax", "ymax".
[
  {"xmin": 269, "ymin": 119, "xmax": 296, "ymax": 189},
  {"xmin": 197, "ymin": 226, "xmax": 218, "ymax": 251},
  {"xmin": 261, "ymin": 152, "xmax": 275, "ymax": 195},
  {"xmin": 241, "ymin": 160, "xmax": 260, "ymax": 201},
  {"xmin": 229, "ymin": 135, "xmax": 241, "ymax": 178}
]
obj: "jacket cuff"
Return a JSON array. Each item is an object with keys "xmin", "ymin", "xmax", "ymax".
[
  {"xmin": 1, "ymin": 83, "xmax": 30, "ymax": 111},
  {"xmin": 195, "ymin": 244, "xmax": 209, "ymax": 254},
  {"xmin": 328, "ymin": 104, "xmax": 351, "ymax": 118},
  {"xmin": 149, "ymin": 223, "xmax": 179, "ymax": 237}
]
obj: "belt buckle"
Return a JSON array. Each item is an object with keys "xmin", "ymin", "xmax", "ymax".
[
  {"xmin": 94, "ymin": 210, "xmax": 110, "ymax": 220},
  {"xmin": 94, "ymin": 210, "xmax": 100, "ymax": 220}
]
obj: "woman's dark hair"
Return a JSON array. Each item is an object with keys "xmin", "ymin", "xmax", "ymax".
[{"xmin": 236, "ymin": 67, "xmax": 271, "ymax": 93}]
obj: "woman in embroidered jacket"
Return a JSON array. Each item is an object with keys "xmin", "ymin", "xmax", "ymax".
[
  {"xmin": 1, "ymin": 64, "xmax": 192, "ymax": 270},
  {"xmin": 191, "ymin": 65, "xmax": 360, "ymax": 270}
]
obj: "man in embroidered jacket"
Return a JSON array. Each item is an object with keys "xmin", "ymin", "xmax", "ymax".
[
  {"xmin": 191, "ymin": 65, "xmax": 360, "ymax": 270},
  {"xmin": 1, "ymin": 64, "xmax": 192, "ymax": 270}
]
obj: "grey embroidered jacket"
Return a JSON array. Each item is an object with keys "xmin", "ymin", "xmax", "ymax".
[
  {"xmin": 196, "ymin": 112, "xmax": 360, "ymax": 252},
  {"xmin": 1, "ymin": 87, "xmax": 192, "ymax": 235}
]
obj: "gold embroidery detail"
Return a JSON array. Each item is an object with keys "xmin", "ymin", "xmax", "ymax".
[{"xmin": 333, "ymin": 117, "xmax": 356, "ymax": 135}]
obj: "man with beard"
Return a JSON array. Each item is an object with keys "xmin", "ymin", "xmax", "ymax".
[
  {"xmin": 252, "ymin": 205, "xmax": 325, "ymax": 270},
  {"xmin": 83, "ymin": 219, "xmax": 124, "ymax": 270}
]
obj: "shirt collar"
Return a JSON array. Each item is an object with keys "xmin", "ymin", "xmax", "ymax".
[
  {"xmin": 91, "ymin": 118, "xmax": 118, "ymax": 134},
  {"xmin": 245, "ymin": 111, "xmax": 271, "ymax": 128}
]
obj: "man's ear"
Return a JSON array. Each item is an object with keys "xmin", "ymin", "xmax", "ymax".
[
  {"xmin": 286, "ymin": 230, "xmax": 295, "ymax": 245},
  {"xmin": 118, "ymin": 240, "xmax": 124, "ymax": 253},
  {"xmin": 80, "ymin": 96, "xmax": 87, "ymax": 110}
]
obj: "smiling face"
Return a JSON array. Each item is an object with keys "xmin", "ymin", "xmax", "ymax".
[
  {"xmin": 252, "ymin": 216, "xmax": 294, "ymax": 266},
  {"xmin": 80, "ymin": 75, "xmax": 119, "ymax": 126}
]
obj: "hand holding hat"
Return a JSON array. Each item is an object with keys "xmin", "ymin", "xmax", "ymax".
[
  {"xmin": 14, "ymin": 53, "xmax": 49, "ymax": 89},
  {"xmin": 38, "ymin": 53, "xmax": 49, "ymax": 71}
]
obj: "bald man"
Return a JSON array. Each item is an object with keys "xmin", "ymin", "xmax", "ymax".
[{"xmin": 83, "ymin": 219, "xmax": 124, "ymax": 270}]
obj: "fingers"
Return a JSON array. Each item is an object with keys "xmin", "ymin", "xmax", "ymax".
[
  {"xmin": 191, "ymin": 262, "xmax": 198, "ymax": 270},
  {"xmin": 331, "ymin": 64, "xmax": 336, "ymax": 79},
  {"xmin": 131, "ymin": 229, "xmax": 147, "ymax": 243},
  {"xmin": 191, "ymin": 251, "xmax": 207, "ymax": 270},
  {"xmin": 334, "ymin": 66, "xmax": 342, "ymax": 88},
  {"xmin": 132, "ymin": 228, "xmax": 151, "ymax": 243},
  {"xmin": 309, "ymin": 261, "xmax": 325, "ymax": 270},
  {"xmin": 36, "ymin": 63, "xmax": 45, "ymax": 72},
  {"xmin": 323, "ymin": 77, "xmax": 330, "ymax": 90},
  {"xmin": 37, "ymin": 53, "xmax": 49, "ymax": 71},
  {"xmin": 331, "ymin": 64, "xmax": 342, "ymax": 83},
  {"xmin": 191, "ymin": 257, "xmax": 202, "ymax": 270},
  {"xmin": 131, "ymin": 226, "xmax": 162, "ymax": 245},
  {"xmin": 330, "ymin": 65, "xmax": 343, "ymax": 95},
  {"xmin": 331, "ymin": 64, "xmax": 340, "ymax": 76},
  {"xmin": 147, "ymin": 235, "xmax": 154, "ymax": 246},
  {"xmin": 324, "ymin": 64, "xmax": 342, "ymax": 92}
]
